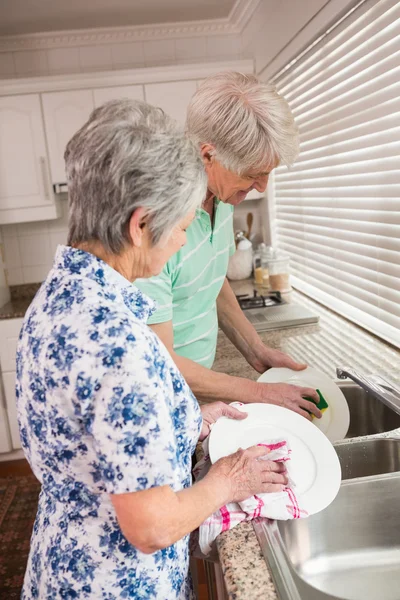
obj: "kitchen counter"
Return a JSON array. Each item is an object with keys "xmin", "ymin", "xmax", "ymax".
[
  {"xmin": 213, "ymin": 287, "xmax": 400, "ymax": 600},
  {"xmin": 0, "ymin": 284, "xmax": 41, "ymax": 320}
]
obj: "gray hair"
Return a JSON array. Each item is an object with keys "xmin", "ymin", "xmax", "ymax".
[
  {"xmin": 186, "ymin": 72, "xmax": 299, "ymax": 175},
  {"xmin": 65, "ymin": 98, "xmax": 206, "ymax": 254}
]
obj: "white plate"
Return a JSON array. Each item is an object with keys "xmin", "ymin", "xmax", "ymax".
[
  {"xmin": 209, "ymin": 403, "xmax": 341, "ymax": 515},
  {"xmin": 257, "ymin": 367, "xmax": 350, "ymax": 442}
]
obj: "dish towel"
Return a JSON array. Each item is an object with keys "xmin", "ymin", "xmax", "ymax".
[{"xmin": 193, "ymin": 417, "xmax": 308, "ymax": 555}]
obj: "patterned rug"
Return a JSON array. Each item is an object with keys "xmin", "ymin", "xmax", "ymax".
[{"xmin": 0, "ymin": 475, "xmax": 40, "ymax": 599}]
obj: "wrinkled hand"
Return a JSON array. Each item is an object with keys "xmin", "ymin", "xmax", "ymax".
[
  {"xmin": 250, "ymin": 344, "xmax": 307, "ymax": 374},
  {"xmin": 199, "ymin": 402, "xmax": 247, "ymax": 441},
  {"xmin": 255, "ymin": 382, "xmax": 321, "ymax": 420},
  {"xmin": 210, "ymin": 445, "xmax": 288, "ymax": 502}
]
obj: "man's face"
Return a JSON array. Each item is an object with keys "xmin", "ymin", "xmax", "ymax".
[{"xmin": 202, "ymin": 147, "xmax": 278, "ymax": 206}]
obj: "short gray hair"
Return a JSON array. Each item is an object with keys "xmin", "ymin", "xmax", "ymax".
[
  {"xmin": 186, "ymin": 72, "xmax": 299, "ymax": 175},
  {"xmin": 65, "ymin": 98, "xmax": 206, "ymax": 254}
]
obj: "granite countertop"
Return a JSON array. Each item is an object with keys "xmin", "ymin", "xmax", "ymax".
[
  {"xmin": 0, "ymin": 283, "xmax": 41, "ymax": 320},
  {"xmin": 213, "ymin": 287, "xmax": 400, "ymax": 600}
]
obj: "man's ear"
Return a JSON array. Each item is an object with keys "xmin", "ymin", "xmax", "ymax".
[
  {"xmin": 199, "ymin": 143, "xmax": 216, "ymax": 168},
  {"xmin": 128, "ymin": 207, "xmax": 148, "ymax": 247}
]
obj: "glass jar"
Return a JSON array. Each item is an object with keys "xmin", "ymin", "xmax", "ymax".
[
  {"xmin": 253, "ymin": 243, "xmax": 272, "ymax": 287},
  {"xmin": 267, "ymin": 253, "xmax": 291, "ymax": 292}
]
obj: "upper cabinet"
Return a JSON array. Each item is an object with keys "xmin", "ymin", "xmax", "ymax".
[
  {"xmin": 0, "ymin": 94, "xmax": 59, "ymax": 224},
  {"xmin": 145, "ymin": 80, "xmax": 197, "ymax": 126},
  {"xmin": 93, "ymin": 84, "xmax": 144, "ymax": 107},
  {"xmin": 42, "ymin": 90, "xmax": 95, "ymax": 185}
]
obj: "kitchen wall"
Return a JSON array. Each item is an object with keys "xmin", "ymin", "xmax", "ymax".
[
  {"xmin": 0, "ymin": 0, "xmax": 349, "ymax": 285},
  {"xmin": 1, "ymin": 198, "xmax": 69, "ymax": 286},
  {"xmin": 0, "ymin": 35, "xmax": 245, "ymax": 79}
]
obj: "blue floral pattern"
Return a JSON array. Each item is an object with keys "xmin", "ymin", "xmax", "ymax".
[{"xmin": 17, "ymin": 245, "xmax": 202, "ymax": 599}]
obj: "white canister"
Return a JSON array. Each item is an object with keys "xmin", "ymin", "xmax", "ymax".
[{"xmin": 227, "ymin": 238, "xmax": 253, "ymax": 280}]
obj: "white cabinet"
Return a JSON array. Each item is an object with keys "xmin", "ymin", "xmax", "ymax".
[
  {"xmin": 94, "ymin": 84, "xmax": 144, "ymax": 107},
  {"xmin": 2, "ymin": 372, "xmax": 20, "ymax": 450},
  {"xmin": 42, "ymin": 90, "xmax": 95, "ymax": 185},
  {"xmin": 145, "ymin": 80, "xmax": 197, "ymax": 126},
  {"xmin": 0, "ymin": 94, "xmax": 59, "ymax": 224},
  {"xmin": 0, "ymin": 384, "xmax": 12, "ymax": 453},
  {"xmin": 0, "ymin": 317, "xmax": 23, "ymax": 372},
  {"xmin": 0, "ymin": 318, "xmax": 23, "ymax": 451}
]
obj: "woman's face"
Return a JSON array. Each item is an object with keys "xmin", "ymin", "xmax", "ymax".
[{"xmin": 143, "ymin": 211, "xmax": 196, "ymax": 278}]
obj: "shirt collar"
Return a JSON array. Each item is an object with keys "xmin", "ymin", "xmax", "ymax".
[{"xmin": 53, "ymin": 245, "xmax": 156, "ymax": 322}]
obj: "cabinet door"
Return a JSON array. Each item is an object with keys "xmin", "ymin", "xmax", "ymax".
[
  {"xmin": 42, "ymin": 90, "xmax": 95, "ymax": 185},
  {"xmin": 0, "ymin": 383, "xmax": 12, "ymax": 453},
  {"xmin": 2, "ymin": 371, "xmax": 21, "ymax": 450},
  {"xmin": 145, "ymin": 80, "xmax": 197, "ymax": 126},
  {"xmin": 94, "ymin": 85, "xmax": 144, "ymax": 107},
  {"xmin": 0, "ymin": 318, "xmax": 23, "ymax": 372},
  {"xmin": 0, "ymin": 94, "xmax": 57, "ymax": 224}
]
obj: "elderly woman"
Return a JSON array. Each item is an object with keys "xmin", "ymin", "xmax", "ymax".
[
  {"xmin": 16, "ymin": 99, "xmax": 287, "ymax": 600},
  {"xmin": 136, "ymin": 72, "xmax": 321, "ymax": 419}
]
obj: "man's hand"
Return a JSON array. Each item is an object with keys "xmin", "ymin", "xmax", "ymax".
[
  {"xmin": 199, "ymin": 402, "xmax": 247, "ymax": 441},
  {"xmin": 254, "ymin": 382, "xmax": 322, "ymax": 420},
  {"xmin": 250, "ymin": 343, "xmax": 307, "ymax": 374}
]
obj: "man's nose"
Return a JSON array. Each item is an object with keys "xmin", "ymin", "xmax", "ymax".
[{"xmin": 253, "ymin": 175, "xmax": 269, "ymax": 193}]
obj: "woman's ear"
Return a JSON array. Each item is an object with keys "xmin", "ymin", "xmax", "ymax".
[{"xmin": 128, "ymin": 207, "xmax": 149, "ymax": 247}]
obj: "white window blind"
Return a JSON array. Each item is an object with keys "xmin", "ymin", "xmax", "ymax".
[{"xmin": 272, "ymin": 0, "xmax": 400, "ymax": 349}]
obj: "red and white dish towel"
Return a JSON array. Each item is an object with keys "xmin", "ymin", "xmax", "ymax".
[{"xmin": 193, "ymin": 422, "xmax": 308, "ymax": 555}]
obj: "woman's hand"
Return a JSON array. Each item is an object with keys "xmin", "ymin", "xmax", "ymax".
[
  {"xmin": 199, "ymin": 401, "xmax": 247, "ymax": 441},
  {"xmin": 208, "ymin": 445, "xmax": 288, "ymax": 503}
]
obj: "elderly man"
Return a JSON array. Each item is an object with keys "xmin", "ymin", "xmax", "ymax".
[{"xmin": 136, "ymin": 72, "xmax": 320, "ymax": 419}]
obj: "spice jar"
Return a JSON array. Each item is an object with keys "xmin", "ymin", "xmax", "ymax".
[
  {"xmin": 253, "ymin": 243, "xmax": 272, "ymax": 287},
  {"xmin": 267, "ymin": 253, "xmax": 291, "ymax": 293}
]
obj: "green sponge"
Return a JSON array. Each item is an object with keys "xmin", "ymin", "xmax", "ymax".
[{"xmin": 306, "ymin": 389, "xmax": 328, "ymax": 419}]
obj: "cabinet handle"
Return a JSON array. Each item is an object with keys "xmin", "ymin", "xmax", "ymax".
[{"xmin": 40, "ymin": 156, "xmax": 50, "ymax": 199}]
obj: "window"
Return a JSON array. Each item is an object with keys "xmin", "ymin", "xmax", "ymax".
[{"xmin": 271, "ymin": 0, "xmax": 400, "ymax": 348}]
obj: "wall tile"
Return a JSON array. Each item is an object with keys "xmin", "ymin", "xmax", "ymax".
[
  {"xmin": 175, "ymin": 37, "xmax": 206, "ymax": 61},
  {"xmin": 1, "ymin": 225, "xmax": 18, "ymax": 239},
  {"xmin": 49, "ymin": 230, "xmax": 68, "ymax": 256},
  {"xmin": 19, "ymin": 235, "xmax": 52, "ymax": 268},
  {"xmin": 143, "ymin": 39, "xmax": 175, "ymax": 65},
  {"xmin": 0, "ymin": 53, "xmax": 15, "ymax": 78},
  {"xmin": 47, "ymin": 47, "xmax": 81, "ymax": 74},
  {"xmin": 13, "ymin": 50, "xmax": 49, "ymax": 76},
  {"xmin": 111, "ymin": 42, "xmax": 144, "ymax": 68},
  {"xmin": 17, "ymin": 221, "xmax": 49, "ymax": 236},
  {"xmin": 6, "ymin": 267, "xmax": 24, "ymax": 286},
  {"xmin": 79, "ymin": 45, "xmax": 113, "ymax": 71},
  {"xmin": 2, "ymin": 237, "xmax": 21, "ymax": 270},
  {"xmin": 22, "ymin": 264, "xmax": 51, "ymax": 284}
]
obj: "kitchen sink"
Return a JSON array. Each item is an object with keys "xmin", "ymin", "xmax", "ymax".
[
  {"xmin": 335, "ymin": 438, "xmax": 400, "ymax": 480},
  {"xmin": 339, "ymin": 382, "xmax": 400, "ymax": 437},
  {"xmin": 254, "ymin": 473, "xmax": 400, "ymax": 600}
]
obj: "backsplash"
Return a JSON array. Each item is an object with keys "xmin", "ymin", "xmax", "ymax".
[
  {"xmin": 0, "ymin": 195, "xmax": 267, "ymax": 286},
  {"xmin": 1, "ymin": 196, "xmax": 69, "ymax": 286}
]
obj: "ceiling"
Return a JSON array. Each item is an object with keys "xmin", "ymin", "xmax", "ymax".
[{"xmin": 0, "ymin": 0, "xmax": 237, "ymax": 36}]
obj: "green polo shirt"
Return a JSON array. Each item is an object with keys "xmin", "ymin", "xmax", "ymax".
[{"xmin": 135, "ymin": 199, "xmax": 235, "ymax": 368}]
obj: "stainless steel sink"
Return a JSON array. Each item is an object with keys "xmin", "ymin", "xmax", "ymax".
[
  {"xmin": 335, "ymin": 438, "xmax": 400, "ymax": 480},
  {"xmin": 339, "ymin": 382, "xmax": 400, "ymax": 437},
  {"xmin": 254, "ymin": 474, "xmax": 400, "ymax": 600}
]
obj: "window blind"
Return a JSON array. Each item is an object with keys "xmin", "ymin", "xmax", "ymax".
[{"xmin": 271, "ymin": 0, "xmax": 400, "ymax": 349}]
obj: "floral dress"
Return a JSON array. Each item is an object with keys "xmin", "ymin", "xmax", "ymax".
[{"xmin": 16, "ymin": 245, "xmax": 202, "ymax": 600}]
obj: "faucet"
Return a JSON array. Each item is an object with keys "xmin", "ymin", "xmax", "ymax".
[{"xmin": 336, "ymin": 366, "xmax": 400, "ymax": 416}]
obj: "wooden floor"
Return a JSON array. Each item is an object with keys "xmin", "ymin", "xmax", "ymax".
[
  {"xmin": 0, "ymin": 458, "xmax": 210, "ymax": 599},
  {"xmin": 0, "ymin": 458, "xmax": 32, "ymax": 478}
]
